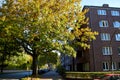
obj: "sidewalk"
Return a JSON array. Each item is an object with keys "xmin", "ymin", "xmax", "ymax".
[
  {"xmin": 40, "ymin": 70, "xmax": 63, "ymax": 80},
  {"xmin": 2, "ymin": 70, "xmax": 31, "ymax": 73}
]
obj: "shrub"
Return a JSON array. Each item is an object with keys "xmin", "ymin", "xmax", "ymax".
[
  {"xmin": 65, "ymin": 71, "xmax": 120, "ymax": 79},
  {"xmin": 56, "ymin": 65, "xmax": 66, "ymax": 76}
]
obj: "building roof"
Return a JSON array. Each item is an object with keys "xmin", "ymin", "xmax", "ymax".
[{"xmin": 83, "ymin": 4, "xmax": 120, "ymax": 10}]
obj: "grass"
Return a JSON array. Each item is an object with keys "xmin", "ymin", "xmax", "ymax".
[{"xmin": 21, "ymin": 77, "xmax": 40, "ymax": 80}]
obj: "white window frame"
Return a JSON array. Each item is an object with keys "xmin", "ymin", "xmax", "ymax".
[
  {"xmin": 103, "ymin": 62, "xmax": 109, "ymax": 71},
  {"xmin": 99, "ymin": 20, "xmax": 108, "ymax": 27},
  {"xmin": 101, "ymin": 33, "xmax": 110, "ymax": 41},
  {"xmin": 97, "ymin": 10, "xmax": 107, "ymax": 15},
  {"xmin": 118, "ymin": 47, "xmax": 120, "ymax": 55},
  {"xmin": 118, "ymin": 62, "xmax": 120, "ymax": 70},
  {"xmin": 111, "ymin": 11, "xmax": 120, "ymax": 16},
  {"xmin": 113, "ymin": 21, "xmax": 120, "ymax": 28},
  {"xmin": 102, "ymin": 47, "xmax": 112, "ymax": 55},
  {"xmin": 115, "ymin": 34, "xmax": 120, "ymax": 41},
  {"xmin": 112, "ymin": 62, "xmax": 117, "ymax": 70}
]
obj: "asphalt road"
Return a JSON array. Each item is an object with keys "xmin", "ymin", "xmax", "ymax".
[
  {"xmin": 0, "ymin": 70, "xmax": 63, "ymax": 80},
  {"xmin": 41, "ymin": 70, "xmax": 63, "ymax": 80},
  {"xmin": 0, "ymin": 71, "xmax": 32, "ymax": 79}
]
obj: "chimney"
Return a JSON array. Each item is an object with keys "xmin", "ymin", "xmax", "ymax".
[{"xmin": 103, "ymin": 4, "xmax": 109, "ymax": 7}]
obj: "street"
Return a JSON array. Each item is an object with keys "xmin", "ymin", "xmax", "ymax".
[
  {"xmin": 41, "ymin": 70, "xmax": 63, "ymax": 80},
  {"xmin": 0, "ymin": 71, "xmax": 32, "ymax": 79},
  {"xmin": 0, "ymin": 70, "xmax": 63, "ymax": 80}
]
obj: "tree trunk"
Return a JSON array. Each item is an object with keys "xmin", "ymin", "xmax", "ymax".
[
  {"xmin": 0, "ymin": 62, "xmax": 4, "ymax": 73},
  {"xmin": 0, "ymin": 53, "xmax": 5, "ymax": 73},
  {"xmin": 32, "ymin": 54, "xmax": 38, "ymax": 76}
]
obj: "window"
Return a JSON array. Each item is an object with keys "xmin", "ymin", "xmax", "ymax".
[
  {"xmin": 118, "ymin": 47, "xmax": 120, "ymax": 55},
  {"xmin": 97, "ymin": 10, "xmax": 107, "ymax": 15},
  {"xmin": 118, "ymin": 62, "xmax": 120, "ymax": 69},
  {"xmin": 113, "ymin": 21, "xmax": 120, "ymax": 28},
  {"xmin": 111, "ymin": 11, "xmax": 120, "ymax": 16},
  {"xmin": 99, "ymin": 20, "xmax": 108, "ymax": 27},
  {"xmin": 103, "ymin": 62, "xmax": 109, "ymax": 70},
  {"xmin": 112, "ymin": 62, "xmax": 117, "ymax": 70},
  {"xmin": 102, "ymin": 47, "xmax": 112, "ymax": 55},
  {"xmin": 117, "ymin": 47, "xmax": 120, "ymax": 55},
  {"xmin": 101, "ymin": 33, "xmax": 110, "ymax": 41},
  {"xmin": 115, "ymin": 34, "xmax": 120, "ymax": 41}
]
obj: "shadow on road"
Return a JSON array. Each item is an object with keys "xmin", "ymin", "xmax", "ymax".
[
  {"xmin": 0, "ymin": 70, "xmax": 32, "ymax": 80},
  {"xmin": 0, "ymin": 70, "xmax": 64, "ymax": 80},
  {"xmin": 40, "ymin": 70, "xmax": 63, "ymax": 80}
]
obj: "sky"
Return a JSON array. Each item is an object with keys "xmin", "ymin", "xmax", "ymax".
[
  {"xmin": 81, "ymin": 0, "xmax": 120, "ymax": 8},
  {"xmin": 0, "ymin": 0, "xmax": 120, "ymax": 8},
  {"xmin": 0, "ymin": 0, "xmax": 4, "ymax": 7}
]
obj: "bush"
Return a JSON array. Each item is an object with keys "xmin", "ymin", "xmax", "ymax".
[
  {"xmin": 56, "ymin": 65, "xmax": 66, "ymax": 76},
  {"xmin": 21, "ymin": 77, "xmax": 40, "ymax": 80},
  {"xmin": 21, "ymin": 75, "xmax": 41, "ymax": 80},
  {"xmin": 65, "ymin": 71, "xmax": 120, "ymax": 79}
]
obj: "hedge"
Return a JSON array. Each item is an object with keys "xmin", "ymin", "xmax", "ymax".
[{"xmin": 65, "ymin": 71, "xmax": 120, "ymax": 79}]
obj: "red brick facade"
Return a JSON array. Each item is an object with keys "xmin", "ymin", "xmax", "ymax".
[
  {"xmin": 84, "ymin": 4, "xmax": 120, "ymax": 71},
  {"xmin": 61, "ymin": 4, "xmax": 120, "ymax": 72}
]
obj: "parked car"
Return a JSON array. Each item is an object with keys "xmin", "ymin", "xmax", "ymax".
[{"xmin": 94, "ymin": 74, "xmax": 120, "ymax": 80}]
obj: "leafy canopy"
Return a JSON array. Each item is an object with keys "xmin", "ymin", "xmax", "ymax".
[{"xmin": 0, "ymin": 0, "xmax": 98, "ymax": 58}]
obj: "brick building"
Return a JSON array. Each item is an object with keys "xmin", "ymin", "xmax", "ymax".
[{"xmin": 61, "ymin": 4, "xmax": 120, "ymax": 72}]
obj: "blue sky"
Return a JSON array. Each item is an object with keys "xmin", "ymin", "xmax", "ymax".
[
  {"xmin": 0, "ymin": 0, "xmax": 119, "ymax": 8},
  {"xmin": 81, "ymin": 0, "xmax": 120, "ymax": 8},
  {"xmin": 0, "ymin": 0, "xmax": 4, "ymax": 7}
]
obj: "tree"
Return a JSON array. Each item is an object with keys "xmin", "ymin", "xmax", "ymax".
[
  {"xmin": 0, "ymin": 34, "xmax": 21, "ymax": 72},
  {"xmin": 0, "ymin": 0, "xmax": 98, "ymax": 76},
  {"xmin": 0, "ymin": 18, "xmax": 20, "ymax": 72}
]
